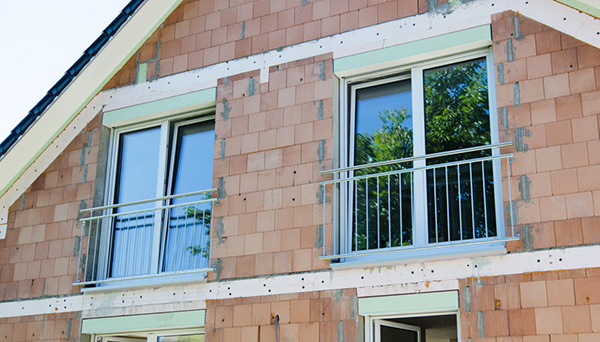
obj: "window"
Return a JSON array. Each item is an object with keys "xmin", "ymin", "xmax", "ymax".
[
  {"xmin": 79, "ymin": 114, "xmax": 215, "ymax": 285},
  {"xmin": 359, "ymin": 291, "xmax": 460, "ymax": 342},
  {"xmin": 369, "ymin": 314, "xmax": 458, "ymax": 342},
  {"xmin": 327, "ymin": 49, "xmax": 509, "ymax": 261},
  {"xmin": 81, "ymin": 310, "xmax": 205, "ymax": 340},
  {"xmin": 98, "ymin": 331, "xmax": 204, "ymax": 342}
]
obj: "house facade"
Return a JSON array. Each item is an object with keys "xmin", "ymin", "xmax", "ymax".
[{"xmin": 1, "ymin": 0, "xmax": 600, "ymax": 341}]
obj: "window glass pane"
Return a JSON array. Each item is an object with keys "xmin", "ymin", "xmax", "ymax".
[
  {"xmin": 424, "ymin": 57, "xmax": 490, "ymax": 158},
  {"xmin": 111, "ymin": 127, "xmax": 161, "ymax": 278},
  {"xmin": 352, "ymin": 80, "xmax": 413, "ymax": 252},
  {"xmin": 163, "ymin": 122, "xmax": 214, "ymax": 273},
  {"xmin": 354, "ymin": 80, "xmax": 413, "ymax": 166},
  {"xmin": 423, "ymin": 58, "xmax": 496, "ymax": 243}
]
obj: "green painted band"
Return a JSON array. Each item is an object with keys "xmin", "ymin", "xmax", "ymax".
[
  {"xmin": 358, "ymin": 291, "xmax": 459, "ymax": 316},
  {"xmin": 334, "ymin": 25, "xmax": 491, "ymax": 74},
  {"xmin": 555, "ymin": 0, "xmax": 600, "ymax": 19},
  {"xmin": 81, "ymin": 309, "xmax": 206, "ymax": 334},
  {"xmin": 102, "ymin": 88, "xmax": 216, "ymax": 126}
]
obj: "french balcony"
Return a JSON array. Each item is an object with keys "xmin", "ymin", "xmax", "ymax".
[
  {"xmin": 319, "ymin": 143, "xmax": 516, "ymax": 263},
  {"xmin": 75, "ymin": 189, "xmax": 216, "ymax": 286}
]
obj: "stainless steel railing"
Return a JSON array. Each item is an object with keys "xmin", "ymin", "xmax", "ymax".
[
  {"xmin": 319, "ymin": 143, "xmax": 515, "ymax": 259},
  {"xmin": 75, "ymin": 189, "xmax": 217, "ymax": 286}
]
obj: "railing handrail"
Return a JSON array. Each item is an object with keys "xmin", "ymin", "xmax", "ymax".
[
  {"xmin": 80, "ymin": 197, "xmax": 216, "ymax": 222},
  {"xmin": 320, "ymin": 153, "xmax": 513, "ymax": 186},
  {"xmin": 79, "ymin": 188, "xmax": 217, "ymax": 214},
  {"xmin": 320, "ymin": 142, "xmax": 513, "ymax": 175}
]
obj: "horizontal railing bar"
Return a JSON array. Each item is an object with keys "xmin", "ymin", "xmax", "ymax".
[
  {"xmin": 320, "ymin": 142, "xmax": 513, "ymax": 175},
  {"xmin": 320, "ymin": 153, "xmax": 512, "ymax": 186},
  {"xmin": 80, "ymin": 198, "xmax": 215, "ymax": 222},
  {"xmin": 80, "ymin": 188, "xmax": 218, "ymax": 213},
  {"xmin": 73, "ymin": 267, "xmax": 214, "ymax": 286},
  {"xmin": 319, "ymin": 237, "xmax": 519, "ymax": 260}
]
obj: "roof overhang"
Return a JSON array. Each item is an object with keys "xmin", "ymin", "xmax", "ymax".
[{"xmin": 0, "ymin": 0, "xmax": 183, "ymax": 237}]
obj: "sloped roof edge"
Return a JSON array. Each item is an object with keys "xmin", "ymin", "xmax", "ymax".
[
  {"xmin": 0, "ymin": 0, "xmax": 145, "ymax": 159},
  {"xmin": 0, "ymin": 0, "xmax": 182, "ymax": 198}
]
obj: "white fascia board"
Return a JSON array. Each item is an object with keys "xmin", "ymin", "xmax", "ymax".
[
  {"xmin": 0, "ymin": 0, "xmax": 183, "ymax": 238},
  {"xmin": 1, "ymin": 244, "xmax": 599, "ymax": 319},
  {"xmin": 1, "ymin": 0, "xmax": 599, "ymax": 240},
  {"xmin": 513, "ymin": 0, "xmax": 600, "ymax": 49},
  {"xmin": 0, "ymin": 294, "xmax": 83, "ymax": 319}
]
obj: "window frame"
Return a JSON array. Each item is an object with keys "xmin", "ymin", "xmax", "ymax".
[
  {"xmin": 337, "ymin": 47, "xmax": 505, "ymax": 263},
  {"xmin": 96, "ymin": 109, "xmax": 215, "ymax": 285},
  {"xmin": 96, "ymin": 328, "xmax": 204, "ymax": 342},
  {"xmin": 366, "ymin": 311, "xmax": 459, "ymax": 342}
]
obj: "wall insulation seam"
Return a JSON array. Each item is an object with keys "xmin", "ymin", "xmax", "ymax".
[
  {"xmin": 1, "ymin": 0, "xmax": 598, "ymax": 238},
  {"xmin": 1, "ymin": 244, "xmax": 600, "ymax": 319}
]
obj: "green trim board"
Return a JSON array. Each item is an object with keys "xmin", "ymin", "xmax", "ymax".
[
  {"xmin": 334, "ymin": 25, "xmax": 491, "ymax": 75},
  {"xmin": 81, "ymin": 310, "xmax": 206, "ymax": 334},
  {"xmin": 358, "ymin": 291, "xmax": 459, "ymax": 316},
  {"xmin": 103, "ymin": 88, "xmax": 217, "ymax": 127},
  {"xmin": 555, "ymin": 0, "xmax": 600, "ymax": 19},
  {"xmin": 136, "ymin": 63, "xmax": 148, "ymax": 84}
]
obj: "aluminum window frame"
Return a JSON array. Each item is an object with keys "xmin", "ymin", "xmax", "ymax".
[
  {"xmin": 366, "ymin": 311, "xmax": 459, "ymax": 342},
  {"xmin": 97, "ymin": 109, "xmax": 215, "ymax": 284},
  {"xmin": 96, "ymin": 328, "xmax": 205, "ymax": 342},
  {"xmin": 337, "ymin": 47, "xmax": 504, "ymax": 261}
]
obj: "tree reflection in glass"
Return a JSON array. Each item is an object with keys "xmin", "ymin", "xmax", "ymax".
[
  {"xmin": 424, "ymin": 58, "xmax": 496, "ymax": 243},
  {"xmin": 353, "ymin": 79, "xmax": 414, "ymax": 251},
  {"xmin": 350, "ymin": 57, "xmax": 496, "ymax": 253}
]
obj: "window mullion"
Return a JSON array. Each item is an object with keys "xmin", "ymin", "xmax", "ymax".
[
  {"xmin": 411, "ymin": 67, "xmax": 428, "ymax": 247},
  {"xmin": 152, "ymin": 122, "xmax": 170, "ymax": 274}
]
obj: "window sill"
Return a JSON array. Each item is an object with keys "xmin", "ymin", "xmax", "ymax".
[
  {"xmin": 327, "ymin": 240, "xmax": 510, "ymax": 269},
  {"xmin": 79, "ymin": 268, "xmax": 213, "ymax": 293}
]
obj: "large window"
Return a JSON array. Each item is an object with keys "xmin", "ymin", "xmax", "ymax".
[
  {"xmin": 79, "ymin": 114, "xmax": 215, "ymax": 285},
  {"xmin": 109, "ymin": 118, "xmax": 214, "ymax": 278},
  {"xmin": 333, "ymin": 49, "xmax": 505, "ymax": 260}
]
